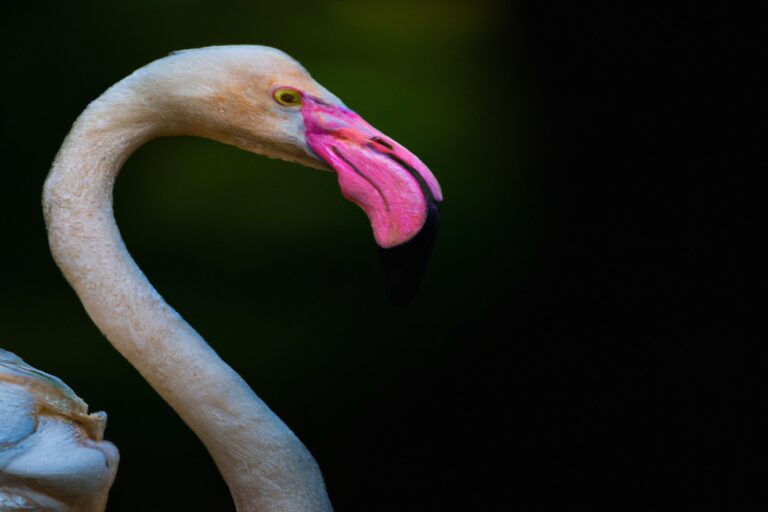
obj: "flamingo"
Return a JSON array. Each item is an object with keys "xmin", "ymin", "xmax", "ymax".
[
  {"xmin": 1, "ymin": 45, "xmax": 442, "ymax": 511},
  {"xmin": 0, "ymin": 349, "xmax": 118, "ymax": 511}
]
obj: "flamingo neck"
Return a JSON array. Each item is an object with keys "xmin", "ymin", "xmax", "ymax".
[{"xmin": 42, "ymin": 76, "xmax": 332, "ymax": 512}]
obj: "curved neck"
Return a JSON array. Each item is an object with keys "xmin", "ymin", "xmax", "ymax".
[{"xmin": 43, "ymin": 79, "xmax": 332, "ymax": 512}]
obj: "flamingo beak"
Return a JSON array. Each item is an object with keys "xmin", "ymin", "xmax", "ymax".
[
  {"xmin": 300, "ymin": 95, "xmax": 443, "ymax": 249},
  {"xmin": 300, "ymin": 94, "xmax": 443, "ymax": 303}
]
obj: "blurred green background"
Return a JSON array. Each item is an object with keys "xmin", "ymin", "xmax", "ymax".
[{"xmin": 1, "ymin": 1, "xmax": 520, "ymax": 509}]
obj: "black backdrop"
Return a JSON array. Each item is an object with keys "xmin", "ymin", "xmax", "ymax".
[{"xmin": 0, "ymin": 1, "xmax": 757, "ymax": 509}]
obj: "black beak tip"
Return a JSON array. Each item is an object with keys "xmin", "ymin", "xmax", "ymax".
[{"xmin": 378, "ymin": 202, "xmax": 439, "ymax": 305}]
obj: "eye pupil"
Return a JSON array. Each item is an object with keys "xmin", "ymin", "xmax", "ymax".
[{"xmin": 280, "ymin": 93, "xmax": 295, "ymax": 103}]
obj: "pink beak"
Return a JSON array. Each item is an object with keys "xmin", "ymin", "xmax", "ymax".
[{"xmin": 301, "ymin": 94, "xmax": 443, "ymax": 248}]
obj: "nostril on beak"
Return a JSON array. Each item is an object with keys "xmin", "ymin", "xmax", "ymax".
[{"xmin": 370, "ymin": 136, "xmax": 393, "ymax": 150}]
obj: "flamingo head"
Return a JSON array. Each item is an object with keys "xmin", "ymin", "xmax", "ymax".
[{"xmin": 140, "ymin": 46, "xmax": 443, "ymax": 301}]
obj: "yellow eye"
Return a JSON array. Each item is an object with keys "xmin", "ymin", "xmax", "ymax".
[{"xmin": 273, "ymin": 87, "xmax": 303, "ymax": 107}]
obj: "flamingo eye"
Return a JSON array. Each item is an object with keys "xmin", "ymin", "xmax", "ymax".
[{"xmin": 273, "ymin": 88, "xmax": 302, "ymax": 107}]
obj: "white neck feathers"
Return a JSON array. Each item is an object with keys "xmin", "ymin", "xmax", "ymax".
[{"xmin": 43, "ymin": 55, "xmax": 332, "ymax": 512}]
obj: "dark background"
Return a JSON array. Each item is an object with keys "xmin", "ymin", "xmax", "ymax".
[{"xmin": 0, "ymin": 1, "xmax": 756, "ymax": 509}]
